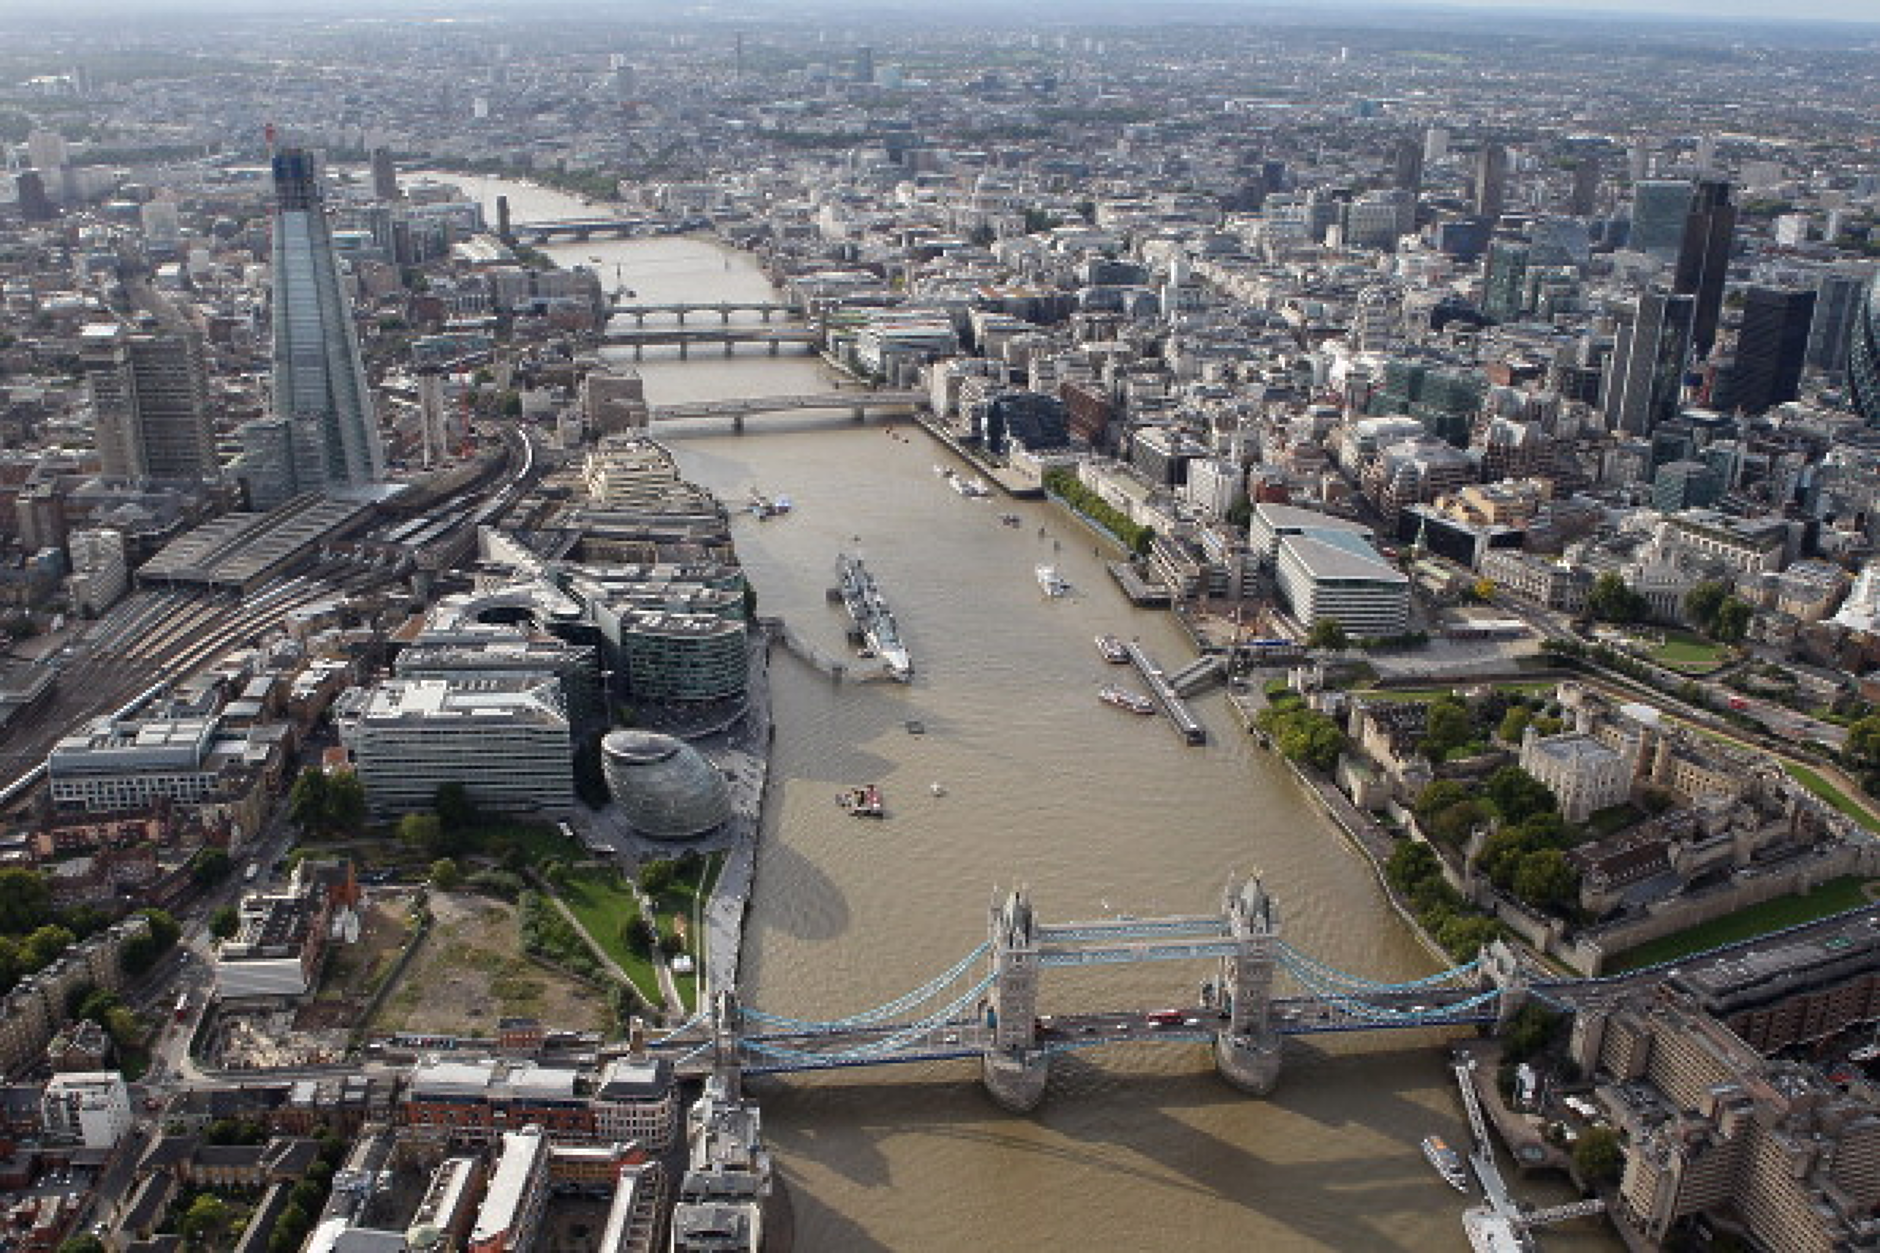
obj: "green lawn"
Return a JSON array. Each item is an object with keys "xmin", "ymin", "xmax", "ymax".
[
  {"xmin": 1649, "ymin": 631, "xmax": 1729, "ymax": 674},
  {"xmin": 1609, "ymin": 876, "xmax": 1877, "ymax": 972},
  {"xmin": 1783, "ymin": 763, "xmax": 1880, "ymax": 833},
  {"xmin": 555, "ymin": 868, "xmax": 660, "ymax": 1004}
]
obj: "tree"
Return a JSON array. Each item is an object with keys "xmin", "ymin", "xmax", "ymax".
[
  {"xmin": 1414, "ymin": 780, "xmax": 1473, "ymax": 823},
  {"xmin": 1421, "ymin": 700, "xmax": 1474, "ymax": 759},
  {"xmin": 637, "ymin": 860, "xmax": 676, "ymax": 897},
  {"xmin": 1483, "ymin": 766, "xmax": 1558, "ymax": 825},
  {"xmin": 430, "ymin": 859, "xmax": 461, "ymax": 890},
  {"xmin": 1497, "ymin": 705, "xmax": 1533, "ymax": 744},
  {"xmin": 209, "ymin": 906, "xmax": 240, "ymax": 940},
  {"xmin": 189, "ymin": 848, "xmax": 232, "ymax": 886},
  {"xmin": 180, "ymin": 1194, "xmax": 231, "ymax": 1245},
  {"xmin": 21, "ymin": 924, "xmax": 74, "ymax": 971},
  {"xmin": 288, "ymin": 770, "xmax": 329, "ymax": 832},
  {"xmin": 1587, "ymin": 572, "xmax": 1645, "ymax": 623},
  {"xmin": 0, "ymin": 867, "xmax": 50, "ymax": 933},
  {"xmin": 1713, "ymin": 597, "xmax": 1753, "ymax": 643},
  {"xmin": 1573, "ymin": 1125, "xmax": 1624, "ymax": 1184},
  {"xmin": 1684, "ymin": 580, "xmax": 1729, "ymax": 632},
  {"xmin": 435, "ymin": 781, "xmax": 477, "ymax": 830},
  {"xmin": 1503, "ymin": 1003, "xmax": 1559, "ymax": 1063},
  {"xmin": 398, "ymin": 812, "xmax": 444, "ymax": 854},
  {"xmin": 1849, "ymin": 715, "xmax": 1880, "ymax": 766},
  {"xmin": 1426, "ymin": 798, "xmax": 1491, "ymax": 848},
  {"xmin": 1473, "ymin": 578, "xmax": 1496, "ymax": 602},
  {"xmin": 325, "ymin": 771, "xmax": 367, "ymax": 835},
  {"xmin": 1306, "ymin": 617, "xmax": 1349, "ymax": 651},
  {"xmin": 1513, "ymin": 849, "xmax": 1580, "ymax": 912},
  {"xmin": 59, "ymin": 1239, "xmax": 107, "ymax": 1253}
]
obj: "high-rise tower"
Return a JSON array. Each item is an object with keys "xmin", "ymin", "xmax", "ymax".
[
  {"xmin": 82, "ymin": 321, "xmax": 217, "ymax": 482},
  {"xmin": 268, "ymin": 147, "xmax": 384, "ymax": 498},
  {"xmin": 1852, "ymin": 273, "xmax": 1880, "ymax": 426},
  {"xmin": 1727, "ymin": 286, "xmax": 1816, "ymax": 415},
  {"xmin": 1474, "ymin": 143, "xmax": 1508, "ymax": 222},
  {"xmin": 1603, "ymin": 289, "xmax": 1694, "ymax": 436},
  {"xmin": 1674, "ymin": 178, "xmax": 1736, "ymax": 360}
]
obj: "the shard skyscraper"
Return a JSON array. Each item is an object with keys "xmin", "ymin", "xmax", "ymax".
[{"xmin": 262, "ymin": 146, "xmax": 384, "ymax": 503}]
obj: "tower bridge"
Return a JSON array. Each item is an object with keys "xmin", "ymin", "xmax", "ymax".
[{"xmin": 649, "ymin": 877, "xmax": 1532, "ymax": 1111}]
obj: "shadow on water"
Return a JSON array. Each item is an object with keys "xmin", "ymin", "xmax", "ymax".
[{"xmin": 757, "ymin": 1041, "xmax": 1470, "ymax": 1252}]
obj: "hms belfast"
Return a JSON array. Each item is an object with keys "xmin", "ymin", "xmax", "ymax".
[{"xmin": 834, "ymin": 552, "xmax": 912, "ymax": 681}]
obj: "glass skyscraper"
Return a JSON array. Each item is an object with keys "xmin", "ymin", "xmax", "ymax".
[
  {"xmin": 1629, "ymin": 180, "xmax": 1691, "ymax": 260},
  {"xmin": 1853, "ymin": 272, "xmax": 1880, "ymax": 426},
  {"xmin": 266, "ymin": 148, "xmax": 383, "ymax": 502}
]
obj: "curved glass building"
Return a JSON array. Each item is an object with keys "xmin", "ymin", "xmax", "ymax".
[
  {"xmin": 1854, "ymin": 273, "xmax": 1880, "ymax": 426},
  {"xmin": 601, "ymin": 730, "xmax": 731, "ymax": 841}
]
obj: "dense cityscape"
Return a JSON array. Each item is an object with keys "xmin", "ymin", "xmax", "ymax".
[{"xmin": 0, "ymin": 2, "xmax": 1879, "ymax": 1250}]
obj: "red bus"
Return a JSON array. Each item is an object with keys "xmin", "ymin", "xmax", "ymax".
[
  {"xmin": 1146, "ymin": 1009, "xmax": 1187, "ymax": 1027},
  {"xmin": 173, "ymin": 993, "xmax": 190, "ymax": 1023}
]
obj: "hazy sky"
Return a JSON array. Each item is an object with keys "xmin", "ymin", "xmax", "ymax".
[{"xmin": 0, "ymin": 0, "xmax": 1876, "ymax": 25}]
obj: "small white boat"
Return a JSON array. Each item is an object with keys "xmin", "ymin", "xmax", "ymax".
[
  {"xmin": 1036, "ymin": 564, "xmax": 1071, "ymax": 597},
  {"xmin": 930, "ymin": 782, "xmax": 946, "ymax": 796},
  {"xmin": 1423, "ymin": 1135, "xmax": 1470, "ymax": 1192}
]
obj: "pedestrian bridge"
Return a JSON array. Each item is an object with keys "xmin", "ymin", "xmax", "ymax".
[{"xmin": 649, "ymin": 878, "xmax": 1528, "ymax": 1110}]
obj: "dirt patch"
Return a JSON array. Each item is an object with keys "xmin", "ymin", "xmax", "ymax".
[
  {"xmin": 371, "ymin": 890, "xmax": 610, "ymax": 1038},
  {"xmin": 295, "ymin": 895, "xmax": 414, "ymax": 1032}
]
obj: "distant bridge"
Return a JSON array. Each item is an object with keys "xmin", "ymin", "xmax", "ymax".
[
  {"xmin": 606, "ymin": 301, "xmax": 797, "ymax": 325},
  {"xmin": 602, "ymin": 325, "xmax": 819, "ymax": 358},
  {"xmin": 650, "ymin": 391, "xmax": 926, "ymax": 429},
  {"xmin": 512, "ymin": 218, "xmax": 655, "ymax": 243}
]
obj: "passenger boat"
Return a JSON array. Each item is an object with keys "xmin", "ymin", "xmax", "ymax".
[
  {"xmin": 838, "ymin": 784, "xmax": 885, "ymax": 818},
  {"xmin": 1423, "ymin": 1135, "xmax": 1471, "ymax": 1192},
  {"xmin": 1036, "ymin": 564, "xmax": 1071, "ymax": 597},
  {"xmin": 1095, "ymin": 634, "xmax": 1130, "ymax": 664},
  {"xmin": 1099, "ymin": 686, "xmax": 1156, "ymax": 715},
  {"xmin": 930, "ymin": 782, "xmax": 946, "ymax": 796}
]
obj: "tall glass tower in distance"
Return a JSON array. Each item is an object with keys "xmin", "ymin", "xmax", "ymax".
[{"xmin": 268, "ymin": 147, "xmax": 384, "ymax": 499}]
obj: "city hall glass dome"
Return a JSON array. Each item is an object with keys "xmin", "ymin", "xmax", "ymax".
[{"xmin": 601, "ymin": 730, "xmax": 731, "ymax": 841}]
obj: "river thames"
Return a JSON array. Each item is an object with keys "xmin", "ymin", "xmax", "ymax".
[{"xmin": 419, "ymin": 172, "xmax": 1618, "ymax": 1252}]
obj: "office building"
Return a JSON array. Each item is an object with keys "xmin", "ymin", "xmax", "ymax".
[
  {"xmin": 336, "ymin": 677, "xmax": 573, "ymax": 815},
  {"xmin": 1391, "ymin": 136, "xmax": 1423, "ymax": 195},
  {"xmin": 593, "ymin": 1057, "xmax": 682, "ymax": 1151},
  {"xmin": 370, "ymin": 147, "xmax": 398, "ymax": 201},
  {"xmin": 1853, "ymin": 272, "xmax": 1880, "ymax": 426},
  {"xmin": 1650, "ymin": 460, "xmax": 1720, "ymax": 512},
  {"xmin": 41, "ymin": 1072, "xmax": 132, "ymax": 1149},
  {"xmin": 1569, "ymin": 157, "xmax": 1599, "ymax": 217},
  {"xmin": 267, "ymin": 147, "xmax": 385, "ymax": 498},
  {"xmin": 1482, "ymin": 240, "xmax": 1530, "ymax": 323},
  {"xmin": 1808, "ymin": 267, "xmax": 1873, "ymax": 374},
  {"xmin": 1577, "ymin": 991, "xmax": 1880, "ymax": 1253},
  {"xmin": 1603, "ymin": 290, "xmax": 1694, "ymax": 436},
  {"xmin": 470, "ymin": 1128, "xmax": 550, "ymax": 1253},
  {"xmin": 67, "ymin": 528, "xmax": 128, "ymax": 615},
  {"xmin": 1728, "ymin": 286, "xmax": 1816, "ymax": 415},
  {"xmin": 82, "ymin": 322, "xmax": 217, "ymax": 482},
  {"xmin": 1628, "ymin": 180, "xmax": 1691, "ymax": 259},
  {"xmin": 1275, "ymin": 529, "xmax": 1409, "ymax": 638},
  {"xmin": 1673, "ymin": 178, "xmax": 1736, "ymax": 358},
  {"xmin": 1473, "ymin": 143, "xmax": 1508, "ymax": 222}
]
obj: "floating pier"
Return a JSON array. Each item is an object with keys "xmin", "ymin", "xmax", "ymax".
[{"xmin": 1124, "ymin": 643, "xmax": 1207, "ymax": 746}]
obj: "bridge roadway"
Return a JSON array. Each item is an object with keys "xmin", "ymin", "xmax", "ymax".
[
  {"xmin": 657, "ymin": 984, "xmax": 1498, "ymax": 1077},
  {"xmin": 606, "ymin": 300, "xmax": 795, "ymax": 323},
  {"xmin": 650, "ymin": 391, "xmax": 927, "ymax": 423}
]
